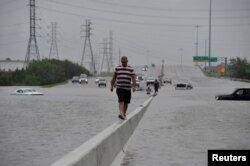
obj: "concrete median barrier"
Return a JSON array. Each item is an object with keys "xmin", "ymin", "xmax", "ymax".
[{"xmin": 51, "ymin": 97, "xmax": 153, "ymax": 166}]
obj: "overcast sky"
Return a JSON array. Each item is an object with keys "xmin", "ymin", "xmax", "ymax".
[{"xmin": 0, "ymin": 0, "xmax": 250, "ymax": 69}]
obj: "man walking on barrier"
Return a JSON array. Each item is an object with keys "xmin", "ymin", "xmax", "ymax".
[{"xmin": 110, "ymin": 56, "xmax": 136, "ymax": 120}]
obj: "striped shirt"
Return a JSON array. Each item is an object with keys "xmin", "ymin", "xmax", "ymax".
[{"xmin": 115, "ymin": 65, "xmax": 135, "ymax": 90}]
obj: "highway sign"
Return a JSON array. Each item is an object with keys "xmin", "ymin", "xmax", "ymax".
[{"xmin": 193, "ymin": 56, "xmax": 218, "ymax": 62}]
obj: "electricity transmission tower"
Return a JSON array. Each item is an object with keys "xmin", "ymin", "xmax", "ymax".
[
  {"xmin": 100, "ymin": 38, "xmax": 109, "ymax": 73},
  {"xmin": 49, "ymin": 22, "xmax": 59, "ymax": 59},
  {"xmin": 24, "ymin": 0, "xmax": 40, "ymax": 68},
  {"xmin": 100, "ymin": 31, "xmax": 114, "ymax": 73},
  {"xmin": 81, "ymin": 19, "xmax": 96, "ymax": 74}
]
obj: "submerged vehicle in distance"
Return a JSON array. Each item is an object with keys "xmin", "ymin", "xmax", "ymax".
[
  {"xmin": 163, "ymin": 78, "xmax": 172, "ymax": 84},
  {"xmin": 79, "ymin": 74, "xmax": 88, "ymax": 84},
  {"xmin": 11, "ymin": 88, "xmax": 44, "ymax": 95},
  {"xmin": 71, "ymin": 76, "xmax": 80, "ymax": 83},
  {"xmin": 174, "ymin": 83, "xmax": 193, "ymax": 90},
  {"xmin": 98, "ymin": 78, "xmax": 107, "ymax": 87},
  {"xmin": 215, "ymin": 88, "xmax": 250, "ymax": 100},
  {"xmin": 146, "ymin": 77, "xmax": 157, "ymax": 86}
]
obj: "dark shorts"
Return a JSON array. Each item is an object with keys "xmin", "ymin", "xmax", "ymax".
[{"xmin": 116, "ymin": 88, "xmax": 131, "ymax": 104}]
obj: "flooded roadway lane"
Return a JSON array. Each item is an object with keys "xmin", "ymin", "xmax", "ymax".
[
  {"xmin": 122, "ymin": 66, "xmax": 250, "ymax": 166},
  {"xmin": 0, "ymin": 78, "xmax": 149, "ymax": 166}
]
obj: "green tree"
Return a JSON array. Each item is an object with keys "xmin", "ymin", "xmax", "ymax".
[
  {"xmin": 26, "ymin": 60, "xmax": 66, "ymax": 85},
  {"xmin": 12, "ymin": 68, "xmax": 25, "ymax": 85},
  {"xmin": 0, "ymin": 71, "xmax": 12, "ymax": 86},
  {"xmin": 228, "ymin": 57, "xmax": 250, "ymax": 79},
  {"xmin": 0, "ymin": 59, "xmax": 90, "ymax": 86},
  {"xmin": 61, "ymin": 59, "xmax": 90, "ymax": 78}
]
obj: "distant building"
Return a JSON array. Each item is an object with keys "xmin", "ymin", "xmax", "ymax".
[{"xmin": 0, "ymin": 59, "xmax": 24, "ymax": 71}]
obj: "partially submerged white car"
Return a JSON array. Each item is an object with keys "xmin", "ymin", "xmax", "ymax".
[{"xmin": 11, "ymin": 88, "xmax": 44, "ymax": 95}]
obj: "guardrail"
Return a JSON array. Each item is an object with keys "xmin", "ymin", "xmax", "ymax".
[{"xmin": 51, "ymin": 97, "xmax": 153, "ymax": 166}]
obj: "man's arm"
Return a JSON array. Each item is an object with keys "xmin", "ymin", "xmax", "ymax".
[
  {"xmin": 110, "ymin": 72, "xmax": 117, "ymax": 92},
  {"xmin": 131, "ymin": 74, "xmax": 136, "ymax": 92}
]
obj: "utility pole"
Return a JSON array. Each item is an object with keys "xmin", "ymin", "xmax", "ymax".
[
  {"xmin": 109, "ymin": 30, "xmax": 114, "ymax": 71},
  {"xmin": 49, "ymin": 22, "xmax": 59, "ymax": 59},
  {"xmin": 205, "ymin": 40, "xmax": 207, "ymax": 68},
  {"xmin": 208, "ymin": 0, "xmax": 212, "ymax": 68},
  {"xmin": 160, "ymin": 60, "xmax": 165, "ymax": 77},
  {"xmin": 195, "ymin": 25, "xmax": 200, "ymax": 57},
  {"xmin": 81, "ymin": 19, "xmax": 96, "ymax": 74},
  {"xmin": 24, "ymin": 0, "xmax": 40, "ymax": 68}
]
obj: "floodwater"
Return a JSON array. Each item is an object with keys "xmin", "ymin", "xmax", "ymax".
[
  {"xmin": 0, "ymin": 77, "xmax": 149, "ymax": 166},
  {"xmin": 122, "ymin": 66, "xmax": 250, "ymax": 166},
  {"xmin": 1, "ymin": 66, "xmax": 250, "ymax": 166}
]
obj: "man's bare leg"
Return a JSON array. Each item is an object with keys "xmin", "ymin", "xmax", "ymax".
[
  {"xmin": 124, "ymin": 103, "xmax": 128, "ymax": 116},
  {"xmin": 119, "ymin": 102, "xmax": 125, "ymax": 115},
  {"xmin": 118, "ymin": 102, "xmax": 127, "ymax": 119}
]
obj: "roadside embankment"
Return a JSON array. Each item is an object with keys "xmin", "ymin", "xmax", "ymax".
[{"xmin": 51, "ymin": 97, "xmax": 153, "ymax": 166}]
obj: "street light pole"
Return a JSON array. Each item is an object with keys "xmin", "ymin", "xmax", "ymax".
[
  {"xmin": 205, "ymin": 40, "xmax": 207, "ymax": 68},
  {"xmin": 195, "ymin": 25, "xmax": 200, "ymax": 57},
  {"xmin": 208, "ymin": 0, "xmax": 212, "ymax": 68}
]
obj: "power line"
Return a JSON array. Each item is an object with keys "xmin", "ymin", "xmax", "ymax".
[
  {"xmin": 0, "ymin": 22, "xmax": 29, "ymax": 29},
  {"xmin": 43, "ymin": 0, "xmax": 250, "ymax": 20},
  {"xmin": 39, "ymin": 6, "xmax": 250, "ymax": 27},
  {"xmin": 0, "ymin": 30, "xmax": 28, "ymax": 37},
  {"xmin": 0, "ymin": 5, "xmax": 27, "ymax": 15},
  {"xmin": 83, "ymin": 0, "xmax": 250, "ymax": 13},
  {"xmin": 0, "ymin": 40, "xmax": 28, "ymax": 46},
  {"xmin": 0, "ymin": 0, "xmax": 19, "ymax": 8}
]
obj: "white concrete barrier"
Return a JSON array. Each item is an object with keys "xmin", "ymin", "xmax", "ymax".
[{"xmin": 51, "ymin": 97, "xmax": 153, "ymax": 166}]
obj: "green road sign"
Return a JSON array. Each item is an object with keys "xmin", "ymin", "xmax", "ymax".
[
  {"xmin": 193, "ymin": 56, "xmax": 218, "ymax": 62},
  {"xmin": 209, "ymin": 57, "xmax": 218, "ymax": 62}
]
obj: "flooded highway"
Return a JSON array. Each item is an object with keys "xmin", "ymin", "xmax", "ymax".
[
  {"xmin": 0, "ymin": 77, "xmax": 149, "ymax": 166},
  {"xmin": 122, "ymin": 66, "xmax": 250, "ymax": 166},
  {"xmin": 1, "ymin": 65, "xmax": 250, "ymax": 166}
]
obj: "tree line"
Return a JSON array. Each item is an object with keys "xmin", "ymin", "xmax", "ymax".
[
  {"xmin": 0, "ymin": 59, "xmax": 90, "ymax": 86},
  {"xmin": 227, "ymin": 57, "xmax": 250, "ymax": 80}
]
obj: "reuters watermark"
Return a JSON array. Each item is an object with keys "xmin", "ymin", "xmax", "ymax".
[{"xmin": 208, "ymin": 150, "xmax": 250, "ymax": 166}]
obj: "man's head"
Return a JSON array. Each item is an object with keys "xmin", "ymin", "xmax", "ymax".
[{"xmin": 121, "ymin": 56, "xmax": 128, "ymax": 67}]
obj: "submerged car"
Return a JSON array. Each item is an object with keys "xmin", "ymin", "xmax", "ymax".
[
  {"xmin": 174, "ymin": 83, "xmax": 193, "ymax": 90},
  {"xmin": 98, "ymin": 78, "xmax": 107, "ymax": 87},
  {"xmin": 215, "ymin": 88, "xmax": 250, "ymax": 100},
  {"xmin": 11, "ymin": 88, "xmax": 44, "ymax": 95},
  {"xmin": 72, "ymin": 76, "xmax": 80, "ymax": 83},
  {"xmin": 146, "ymin": 77, "xmax": 157, "ymax": 86},
  {"xmin": 163, "ymin": 78, "xmax": 172, "ymax": 84},
  {"xmin": 79, "ymin": 74, "xmax": 88, "ymax": 84}
]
